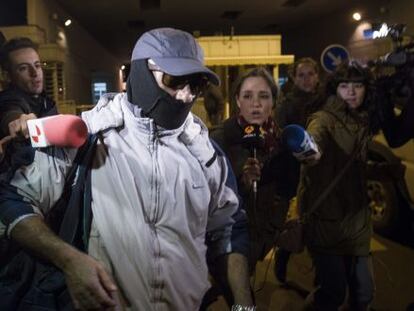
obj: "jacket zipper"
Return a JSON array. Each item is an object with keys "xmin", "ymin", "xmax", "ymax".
[{"xmin": 150, "ymin": 124, "xmax": 163, "ymax": 306}]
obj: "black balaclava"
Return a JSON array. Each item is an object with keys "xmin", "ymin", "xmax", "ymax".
[{"xmin": 126, "ymin": 59, "xmax": 194, "ymax": 130}]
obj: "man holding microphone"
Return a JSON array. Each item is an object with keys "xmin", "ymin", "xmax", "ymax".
[
  {"xmin": 0, "ymin": 28, "xmax": 251, "ymax": 311},
  {"xmin": 0, "ymin": 37, "xmax": 57, "ymax": 162}
]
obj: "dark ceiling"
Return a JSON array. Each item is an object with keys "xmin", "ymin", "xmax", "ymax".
[{"xmin": 55, "ymin": 0, "xmax": 362, "ymax": 62}]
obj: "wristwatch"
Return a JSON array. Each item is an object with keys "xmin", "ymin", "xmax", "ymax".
[{"xmin": 231, "ymin": 305, "xmax": 257, "ymax": 311}]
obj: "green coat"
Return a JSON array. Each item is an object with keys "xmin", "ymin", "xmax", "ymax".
[{"xmin": 297, "ymin": 95, "xmax": 372, "ymax": 256}]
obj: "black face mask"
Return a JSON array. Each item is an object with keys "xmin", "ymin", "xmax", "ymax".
[{"xmin": 126, "ymin": 59, "xmax": 194, "ymax": 130}]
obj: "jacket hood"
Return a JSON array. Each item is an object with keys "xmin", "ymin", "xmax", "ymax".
[
  {"xmin": 81, "ymin": 92, "xmax": 209, "ymax": 143},
  {"xmin": 324, "ymin": 95, "xmax": 348, "ymax": 114},
  {"xmin": 82, "ymin": 93, "xmax": 125, "ymax": 134},
  {"xmin": 322, "ymin": 95, "xmax": 369, "ymax": 132}
]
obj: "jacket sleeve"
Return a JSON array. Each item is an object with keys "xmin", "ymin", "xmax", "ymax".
[
  {"xmin": 305, "ymin": 111, "xmax": 332, "ymax": 157},
  {"xmin": 180, "ymin": 119, "xmax": 249, "ymax": 261},
  {"xmin": 0, "ymin": 146, "xmax": 78, "ymax": 237},
  {"xmin": 205, "ymin": 139, "xmax": 249, "ymax": 263},
  {"xmin": 0, "ymin": 93, "xmax": 28, "ymax": 138},
  {"xmin": 275, "ymin": 95, "xmax": 291, "ymax": 129}
]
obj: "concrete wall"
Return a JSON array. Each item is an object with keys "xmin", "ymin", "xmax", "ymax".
[
  {"xmin": 389, "ymin": 0, "xmax": 414, "ymax": 35},
  {"xmin": 281, "ymin": 0, "xmax": 413, "ymax": 70},
  {"xmin": 0, "ymin": 0, "xmax": 27, "ymax": 27},
  {"xmin": 282, "ymin": 7, "xmax": 355, "ymax": 61},
  {"xmin": 27, "ymin": 0, "xmax": 122, "ymax": 104}
]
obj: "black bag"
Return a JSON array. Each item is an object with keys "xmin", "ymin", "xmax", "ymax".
[{"xmin": 0, "ymin": 134, "xmax": 97, "ymax": 311}]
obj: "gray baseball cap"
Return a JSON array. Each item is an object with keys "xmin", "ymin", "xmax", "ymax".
[{"xmin": 131, "ymin": 28, "xmax": 219, "ymax": 85}]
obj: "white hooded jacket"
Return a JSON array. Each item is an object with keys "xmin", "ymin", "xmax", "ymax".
[{"xmin": 1, "ymin": 92, "xmax": 240, "ymax": 311}]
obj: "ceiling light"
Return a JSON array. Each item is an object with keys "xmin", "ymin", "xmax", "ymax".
[
  {"xmin": 121, "ymin": 65, "xmax": 126, "ymax": 70},
  {"xmin": 64, "ymin": 19, "xmax": 72, "ymax": 27},
  {"xmin": 352, "ymin": 12, "xmax": 362, "ymax": 21}
]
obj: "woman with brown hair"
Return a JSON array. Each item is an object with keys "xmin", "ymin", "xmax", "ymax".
[
  {"xmin": 208, "ymin": 67, "xmax": 295, "ymax": 308},
  {"xmin": 296, "ymin": 61, "xmax": 380, "ymax": 310}
]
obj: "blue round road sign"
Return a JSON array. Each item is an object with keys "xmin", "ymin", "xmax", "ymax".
[{"xmin": 320, "ymin": 44, "xmax": 349, "ymax": 72}]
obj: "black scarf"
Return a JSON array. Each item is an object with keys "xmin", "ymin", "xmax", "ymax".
[{"xmin": 126, "ymin": 59, "xmax": 194, "ymax": 129}]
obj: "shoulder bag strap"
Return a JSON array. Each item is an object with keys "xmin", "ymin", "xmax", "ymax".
[
  {"xmin": 58, "ymin": 134, "xmax": 98, "ymax": 246},
  {"xmin": 301, "ymin": 111, "xmax": 367, "ymax": 222},
  {"xmin": 301, "ymin": 143, "xmax": 360, "ymax": 223}
]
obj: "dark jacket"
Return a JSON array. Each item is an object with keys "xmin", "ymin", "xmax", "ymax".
[
  {"xmin": 276, "ymin": 86, "xmax": 325, "ymax": 129},
  {"xmin": 297, "ymin": 96, "xmax": 372, "ymax": 256},
  {"xmin": 374, "ymin": 74, "xmax": 414, "ymax": 148},
  {"xmin": 380, "ymin": 93, "xmax": 414, "ymax": 148},
  {"xmin": 276, "ymin": 86, "xmax": 326, "ymax": 192},
  {"xmin": 0, "ymin": 86, "xmax": 57, "ymax": 174},
  {"xmin": 0, "ymin": 86, "xmax": 57, "ymax": 138},
  {"xmin": 210, "ymin": 116, "xmax": 295, "ymax": 264}
]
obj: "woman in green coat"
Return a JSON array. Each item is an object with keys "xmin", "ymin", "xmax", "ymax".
[{"xmin": 296, "ymin": 62, "xmax": 381, "ymax": 310}]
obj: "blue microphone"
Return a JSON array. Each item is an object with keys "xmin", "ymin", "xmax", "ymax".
[{"xmin": 281, "ymin": 124, "xmax": 319, "ymax": 159}]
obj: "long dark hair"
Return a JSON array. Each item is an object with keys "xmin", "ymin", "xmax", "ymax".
[
  {"xmin": 232, "ymin": 67, "xmax": 279, "ymax": 107},
  {"xmin": 326, "ymin": 61, "xmax": 381, "ymax": 134}
]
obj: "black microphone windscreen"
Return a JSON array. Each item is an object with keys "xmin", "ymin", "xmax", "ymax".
[{"xmin": 241, "ymin": 124, "xmax": 265, "ymax": 150}]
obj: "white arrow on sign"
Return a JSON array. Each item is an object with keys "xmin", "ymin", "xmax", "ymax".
[
  {"xmin": 327, "ymin": 51, "xmax": 343, "ymax": 66},
  {"xmin": 320, "ymin": 44, "xmax": 350, "ymax": 72}
]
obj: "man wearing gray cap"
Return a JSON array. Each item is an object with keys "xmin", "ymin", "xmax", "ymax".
[{"xmin": 0, "ymin": 28, "xmax": 253, "ymax": 310}]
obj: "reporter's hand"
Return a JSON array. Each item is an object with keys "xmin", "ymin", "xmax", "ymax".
[
  {"xmin": 241, "ymin": 157, "xmax": 261, "ymax": 189},
  {"xmin": 293, "ymin": 150, "xmax": 321, "ymax": 166},
  {"xmin": 8, "ymin": 113, "xmax": 37, "ymax": 139},
  {"xmin": 0, "ymin": 135, "xmax": 13, "ymax": 162},
  {"xmin": 63, "ymin": 252, "xmax": 119, "ymax": 310}
]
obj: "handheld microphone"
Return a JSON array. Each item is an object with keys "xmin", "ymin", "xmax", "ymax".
[
  {"xmin": 281, "ymin": 124, "xmax": 319, "ymax": 160},
  {"xmin": 27, "ymin": 114, "xmax": 88, "ymax": 148},
  {"xmin": 241, "ymin": 124, "xmax": 265, "ymax": 152},
  {"xmin": 241, "ymin": 124, "xmax": 265, "ymax": 193}
]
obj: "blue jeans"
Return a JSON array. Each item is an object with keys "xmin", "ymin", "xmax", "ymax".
[{"xmin": 311, "ymin": 253, "xmax": 374, "ymax": 310}]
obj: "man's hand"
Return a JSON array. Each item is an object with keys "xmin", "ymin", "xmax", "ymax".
[
  {"xmin": 0, "ymin": 135, "xmax": 13, "ymax": 161},
  {"xmin": 10, "ymin": 216, "xmax": 120, "ymax": 311},
  {"xmin": 241, "ymin": 157, "xmax": 261, "ymax": 189},
  {"xmin": 8, "ymin": 113, "xmax": 37, "ymax": 138},
  {"xmin": 63, "ymin": 252, "xmax": 119, "ymax": 310}
]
